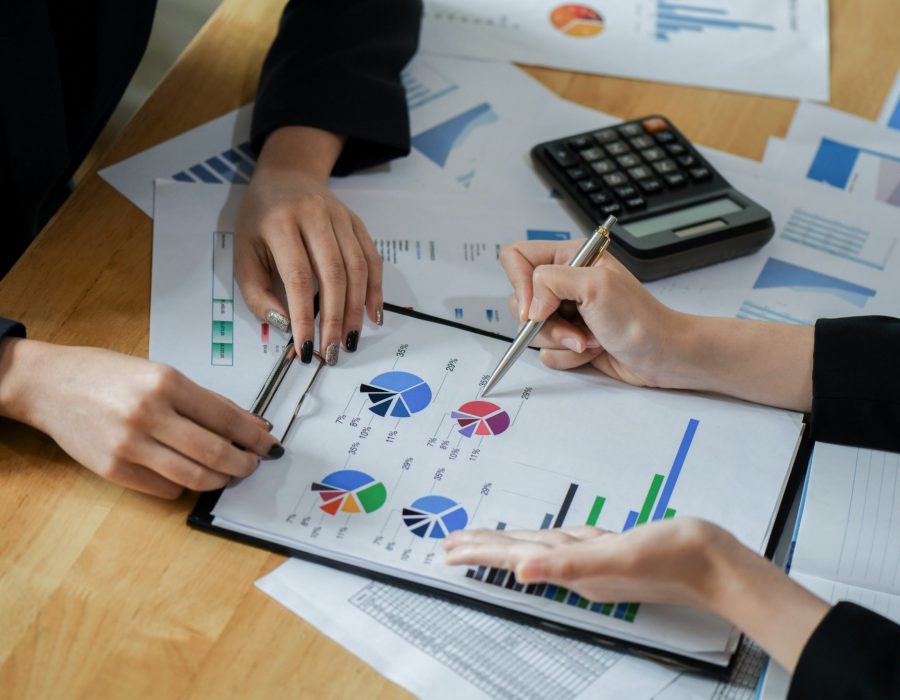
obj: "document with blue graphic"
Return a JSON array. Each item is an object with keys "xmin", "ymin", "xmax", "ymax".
[{"xmin": 421, "ymin": 0, "xmax": 829, "ymax": 99}]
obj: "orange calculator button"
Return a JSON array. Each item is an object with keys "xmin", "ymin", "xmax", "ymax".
[{"xmin": 642, "ymin": 118, "xmax": 668, "ymax": 133}]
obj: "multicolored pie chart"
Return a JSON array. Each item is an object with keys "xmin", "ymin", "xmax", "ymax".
[
  {"xmin": 549, "ymin": 4, "xmax": 605, "ymax": 37},
  {"xmin": 312, "ymin": 470, "xmax": 387, "ymax": 515},
  {"xmin": 452, "ymin": 400, "xmax": 511, "ymax": 438}
]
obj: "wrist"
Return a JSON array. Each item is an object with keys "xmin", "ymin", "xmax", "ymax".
[
  {"xmin": 256, "ymin": 126, "xmax": 346, "ymax": 183},
  {"xmin": 644, "ymin": 310, "xmax": 711, "ymax": 391},
  {"xmin": 0, "ymin": 338, "xmax": 53, "ymax": 427}
]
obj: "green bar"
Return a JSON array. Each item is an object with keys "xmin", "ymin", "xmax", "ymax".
[
  {"xmin": 624, "ymin": 602, "xmax": 640, "ymax": 622},
  {"xmin": 586, "ymin": 496, "xmax": 606, "ymax": 526},
  {"xmin": 600, "ymin": 603, "xmax": 615, "ymax": 616},
  {"xmin": 553, "ymin": 587, "xmax": 569, "ymax": 602},
  {"xmin": 637, "ymin": 474, "xmax": 665, "ymax": 525},
  {"xmin": 576, "ymin": 597, "xmax": 589, "ymax": 609},
  {"xmin": 664, "ymin": 507, "xmax": 676, "ymax": 519}
]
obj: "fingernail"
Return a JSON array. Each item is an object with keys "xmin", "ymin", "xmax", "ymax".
[
  {"xmin": 300, "ymin": 340, "xmax": 314, "ymax": 364},
  {"xmin": 261, "ymin": 417, "xmax": 274, "ymax": 431},
  {"xmin": 562, "ymin": 337, "xmax": 582, "ymax": 353},
  {"xmin": 325, "ymin": 342, "xmax": 339, "ymax": 366},
  {"xmin": 267, "ymin": 443, "xmax": 285, "ymax": 459},
  {"xmin": 585, "ymin": 336, "xmax": 602, "ymax": 349},
  {"xmin": 346, "ymin": 330, "xmax": 360, "ymax": 352},
  {"xmin": 375, "ymin": 307, "xmax": 384, "ymax": 326},
  {"xmin": 266, "ymin": 310, "xmax": 290, "ymax": 333},
  {"xmin": 527, "ymin": 297, "xmax": 545, "ymax": 321}
]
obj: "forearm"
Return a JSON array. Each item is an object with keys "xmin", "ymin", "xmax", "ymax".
[
  {"xmin": 708, "ymin": 539, "xmax": 829, "ymax": 671},
  {"xmin": 666, "ymin": 315, "xmax": 814, "ymax": 411},
  {"xmin": 0, "ymin": 337, "xmax": 51, "ymax": 427},
  {"xmin": 256, "ymin": 126, "xmax": 346, "ymax": 182}
]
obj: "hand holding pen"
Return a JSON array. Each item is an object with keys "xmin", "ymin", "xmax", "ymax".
[{"xmin": 481, "ymin": 216, "xmax": 616, "ymax": 396}]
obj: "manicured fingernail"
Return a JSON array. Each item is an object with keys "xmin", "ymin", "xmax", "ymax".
[
  {"xmin": 266, "ymin": 310, "xmax": 290, "ymax": 333},
  {"xmin": 300, "ymin": 340, "xmax": 314, "ymax": 364},
  {"xmin": 325, "ymin": 342, "xmax": 339, "ymax": 366},
  {"xmin": 267, "ymin": 443, "xmax": 285, "ymax": 459},
  {"xmin": 261, "ymin": 417, "xmax": 274, "ymax": 431},
  {"xmin": 346, "ymin": 330, "xmax": 360, "ymax": 352},
  {"xmin": 375, "ymin": 307, "xmax": 384, "ymax": 326},
  {"xmin": 562, "ymin": 337, "xmax": 582, "ymax": 353}
]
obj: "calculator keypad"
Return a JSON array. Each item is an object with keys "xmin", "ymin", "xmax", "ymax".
[{"xmin": 539, "ymin": 116, "xmax": 721, "ymax": 224}]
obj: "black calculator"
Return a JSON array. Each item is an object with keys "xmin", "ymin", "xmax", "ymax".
[{"xmin": 531, "ymin": 116, "xmax": 774, "ymax": 280}]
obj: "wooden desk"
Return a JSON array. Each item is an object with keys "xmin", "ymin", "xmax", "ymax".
[{"xmin": 2, "ymin": 1, "xmax": 899, "ymax": 697}]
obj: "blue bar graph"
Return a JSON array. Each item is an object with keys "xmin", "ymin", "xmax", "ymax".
[
  {"xmin": 652, "ymin": 418, "xmax": 698, "ymax": 520},
  {"xmin": 655, "ymin": 1, "xmax": 775, "ymax": 42},
  {"xmin": 527, "ymin": 229, "xmax": 572, "ymax": 241},
  {"xmin": 172, "ymin": 142, "xmax": 257, "ymax": 184}
]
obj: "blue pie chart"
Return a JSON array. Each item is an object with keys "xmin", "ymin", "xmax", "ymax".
[
  {"xmin": 360, "ymin": 371, "xmax": 432, "ymax": 418},
  {"xmin": 402, "ymin": 495, "xmax": 469, "ymax": 539}
]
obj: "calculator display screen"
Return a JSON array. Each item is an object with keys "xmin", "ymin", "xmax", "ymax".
[{"xmin": 622, "ymin": 197, "xmax": 743, "ymax": 238}]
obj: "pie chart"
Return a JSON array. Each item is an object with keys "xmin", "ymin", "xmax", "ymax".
[
  {"xmin": 402, "ymin": 495, "xmax": 469, "ymax": 539},
  {"xmin": 451, "ymin": 400, "xmax": 511, "ymax": 438},
  {"xmin": 360, "ymin": 371, "xmax": 432, "ymax": 418},
  {"xmin": 549, "ymin": 4, "xmax": 605, "ymax": 37},
  {"xmin": 312, "ymin": 470, "xmax": 387, "ymax": 515}
]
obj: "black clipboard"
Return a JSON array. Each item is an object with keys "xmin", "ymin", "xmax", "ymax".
[{"xmin": 189, "ymin": 303, "xmax": 808, "ymax": 680}]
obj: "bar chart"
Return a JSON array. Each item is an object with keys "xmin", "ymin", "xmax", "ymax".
[
  {"xmin": 211, "ymin": 231, "xmax": 234, "ymax": 366},
  {"xmin": 466, "ymin": 419, "xmax": 700, "ymax": 623},
  {"xmin": 654, "ymin": 1, "xmax": 775, "ymax": 42}
]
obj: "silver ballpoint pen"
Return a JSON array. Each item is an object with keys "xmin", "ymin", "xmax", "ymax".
[{"xmin": 479, "ymin": 214, "xmax": 617, "ymax": 398}]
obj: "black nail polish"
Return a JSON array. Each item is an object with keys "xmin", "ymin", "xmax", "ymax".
[
  {"xmin": 300, "ymin": 340, "xmax": 314, "ymax": 364},
  {"xmin": 267, "ymin": 444, "xmax": 285, "ymax": 459},
  {"xmin": 346, "ymin": 330, "xmax": 360, "ymax": 352}
]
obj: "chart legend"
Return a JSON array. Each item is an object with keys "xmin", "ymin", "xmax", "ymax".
[
  {"xmin": 452, "ymin": 400, "xmax": 511, "ymax": 437},
  {"xmin": 312, "ymin": 470, "xmax": 387, "ymax": 515},
  {"xmin": 361, "ymin": 371, "xmax": 433, "ymax": 418},
  {"xmin": 403, "ymin": 496, "xmax": 469, "ymax": 538}
]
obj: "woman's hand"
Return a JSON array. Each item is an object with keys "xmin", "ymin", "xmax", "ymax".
[
  {"xmin": 499, "ymin": 240, "xmax": 815, "ymax": 410},
  {"xmin": 235, "ymin": 126, "xmax": 383, "ymax": 366},
  {"xmin": 443, "ymin": 518, "xmax": 830, "ymax": 672},
  {"xmin": 444, "ymin": 518, "xmax": 726, "ymax": 608},
  {"xmin": 500, "ymin": 240, "xmax": 687, "ymax": 388},
  {"xmin": 0, "ymin": 338, "xmax": 282, "ymax": 499}
]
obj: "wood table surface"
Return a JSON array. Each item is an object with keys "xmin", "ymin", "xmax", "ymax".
[{"xmin": 3, "ymin": 1, "xmax": 899, "ymax": 697}]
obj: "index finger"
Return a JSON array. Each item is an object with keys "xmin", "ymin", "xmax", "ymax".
[{"xmin": 171, "ymin": 376, "xmax": 281, "ymax": 457}]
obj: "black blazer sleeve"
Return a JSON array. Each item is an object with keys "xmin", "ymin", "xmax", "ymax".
[
  {"xmin": 789, "ymin": 602, "xmax": 900, "ymax": 699},
  {"xmin": 810, "ymin": 316, "xmax": 900, "ymax": 452},
  {"xmin": 0, "ymin": 317, "xmax": 26, "ymax": 344},
  {"xmin": 250, "ymin": 0, "xmax": 422, "ymax": 175}
]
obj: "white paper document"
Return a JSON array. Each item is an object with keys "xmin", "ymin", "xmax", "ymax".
[
  {"xmin": 257, "ymin": 558, "xmax": 680, "ymax": 700},
  {"xmin": 150, "ymin": 182, "xmax": 581, "ymax": 406},
  {"xmin": 420, "ymin": 0, "xmax": 830, "ymax": 100},
  {"xmin": 763, "ymin": 102, "xmax": 900, "ymax": 210},
  {"xmin": 209, "ymin": 306, "xmax": 803, "ymax": 665},
  {"xmin": 102, "ymin": 54, "xmax": 616, "ymax": 216},
  {"xmin": 646, "ymin": 172, "xmax": 900, "ymax": 325},
  {"xmin": 790, "ymin": 443, "xmax": 900, "ymax": 622},
  {"xmin": 258, "ymin": 556, "xmax": 771, "ymax": 700}
]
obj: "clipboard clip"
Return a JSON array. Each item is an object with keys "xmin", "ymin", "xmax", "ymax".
[{"xmin": 249, "ymin": 338, "xmax": 328, "ymax": 443}]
